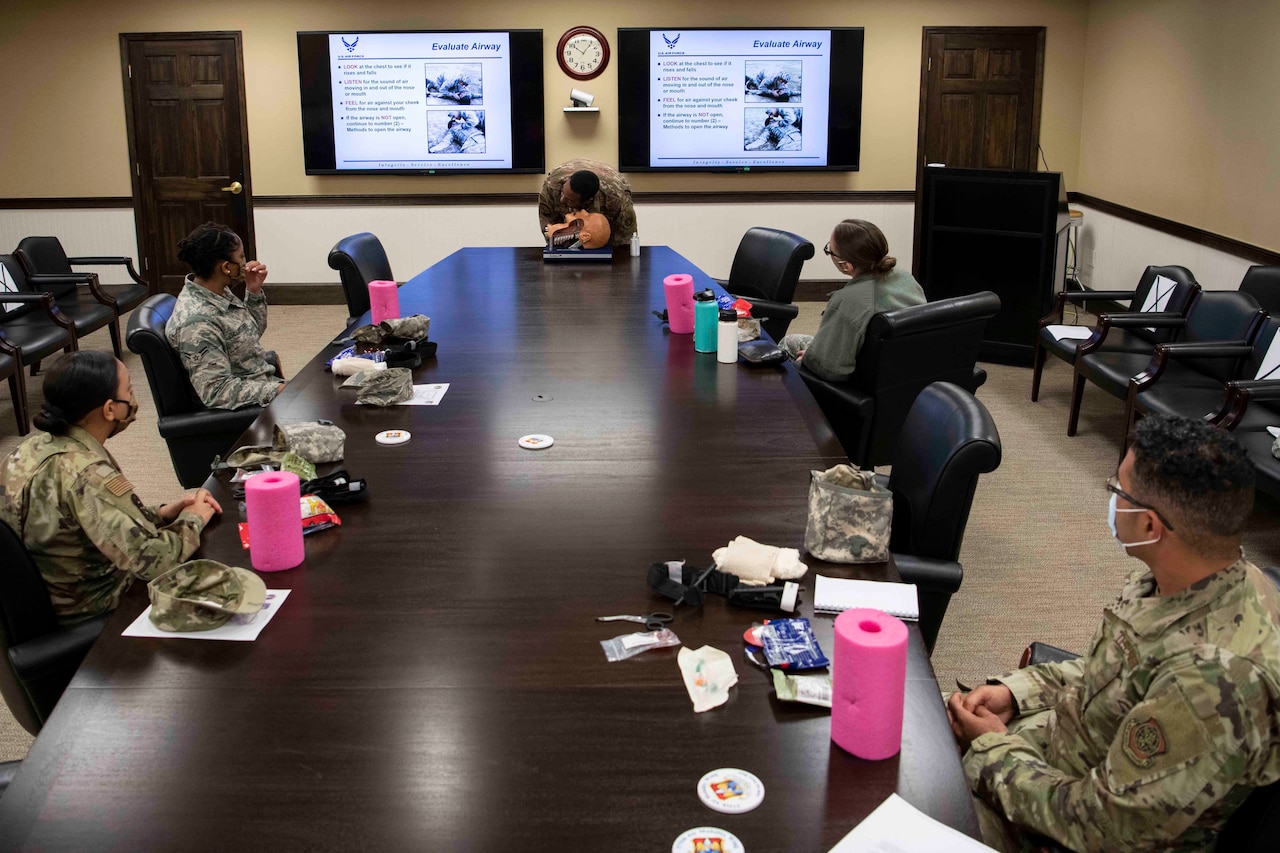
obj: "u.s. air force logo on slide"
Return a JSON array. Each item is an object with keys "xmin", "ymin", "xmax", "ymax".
[{"xmin": 1122, "ymin": 717, "xmax": 1168, "ymax": 767}]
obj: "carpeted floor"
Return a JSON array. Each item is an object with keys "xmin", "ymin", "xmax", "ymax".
[{"xmin": 0, "ymin": 301, "xmax": 1276, "ymax": 761}]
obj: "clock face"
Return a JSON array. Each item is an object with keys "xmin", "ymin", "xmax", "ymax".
[{"xmin": 558, "ymin": 27, "xmax": 609, "ymax": 80}]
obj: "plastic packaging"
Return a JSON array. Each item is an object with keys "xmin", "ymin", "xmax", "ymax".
[
  {"xmin": 630, "ymin": 232, "xmax": 640, "ymax": 257},
  {"xmin": 717, "ymin": 308, "xmax": 738, "ymax": 364},
  {"xmin": 600, "ymin": 628, "xmax": 681, "ymax": 661},
  {"xmin": 772, "ymin": 669, "xmax": 833, "ymax": 708},
  {"xmin": 694, "ymin": 290, "xmax": 718, "ymax": 353},
  {"xmin": 760, "ymin": 618, "xmax": 830, "ymax": 670}
]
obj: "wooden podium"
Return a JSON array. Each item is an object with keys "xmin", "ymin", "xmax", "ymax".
[{"xmin": 914, "ymin": 167, "xmax": 1071, "ymax": 365}]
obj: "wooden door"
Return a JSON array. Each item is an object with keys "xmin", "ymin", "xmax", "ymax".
[
  {"xmin": 121, "ymin": 33, "xmax": 254, "ymax": 295},
  {"xmin": 912, "ymin": 27, "xmax": 1045, "ymax": 273}
]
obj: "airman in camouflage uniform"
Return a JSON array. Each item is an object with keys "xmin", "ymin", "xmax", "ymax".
[
  {"xmin": 0, "ymin": 426, "xmax": 209, "ymax": 625},
  {"xmin": 965, "ymin": 560, "xmax": 1280, "ymax": 852},
  {"xmin": 949, "ymin": 415, "xmax": 1280, "ymax": 852},
  {"xmin": 538, "ymin": 158, "xmax": 638, "ymax": 247},
  {"xmin": 166, "ymin": 275, "xmax": 280, "ymax": 410}
]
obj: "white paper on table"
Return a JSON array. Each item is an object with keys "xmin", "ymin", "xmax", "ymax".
[
  {"xmin": 828, "ymin": 793, "xmax": 996, "ymax": 852},
  {"xmin": 357, "ymin": 383, "xmax": 450, "ymax": 406},
  {"xmin": 406, "ymin": 383, "xmax": 449, "ymax": 405},
  {"xmin": 1045, "ymin": 324, "xmax": 1094, "ymax": 342},
  {"xmin": 122, "ymin": 589, "xmax": 290, "ymax": 641},
  {"xmin": 1267, "ymin": 426, "xmax": 1280, "ymax": 438}
]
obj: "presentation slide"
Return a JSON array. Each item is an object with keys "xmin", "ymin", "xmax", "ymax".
[
  {"xmin": 649, "ymin": 29, "xmax": 832, "ymax": 169},
  {"xmin": 326, "ymin": 32, "xmax": 513, "ymax": 170}
]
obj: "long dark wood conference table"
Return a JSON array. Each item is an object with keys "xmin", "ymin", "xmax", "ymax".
[{"xmin": 0, "ymin": 247, "xmax": 978, "ymax": 850}]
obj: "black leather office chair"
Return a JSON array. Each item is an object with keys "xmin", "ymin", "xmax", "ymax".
[
  {"xmin": 5, "ymin": 248, "xmax": 123, "ymax": 359},
  {"xmin": 0, "ymin": 334, "xmax": 28, "ymax": 435},
  {"xmin": 800, "ymin": 291, "xmax": 1000, "ymax": 469},
  {"xmin": 1022, "ymin": 566, "xmax": 1280, "ymax": 853},
  {"xmin": 724, "ymin": 227, "xmax": 814, "ymax": 342},
  {"xmin": 1033, "ymin": 265, "xmax": 1199, "ymax": 403},
  {"xmin": 1071, "ymin": 290, "xmax": 1263, "ymax": 439},
  {"xmin": 874, "ymin": 382, "xmax": 1002, "ymax": 654},
  {"xmin": 125, "ymin": 294, "xmax": 262, "ymax": 488},
  {"xmin": 0, "ymin": 255, "xmax": 78, "ymax": 381},
  {"xmin": 328, "ymin": 232, "xmax": 395, "ymax": 325},
  {"xmin": 0, "ymin": 518, "xmax": 107, "ymax": 736},
  {"xmin": 1123, "ymin": 314, "xmax": 1276, "ymax": 455},
  {"xmin": 16, "ymin": 236, "xmax": 150, "ymax": 317},
  {"xmin": 1238, "ymin": 265, "xmax": 1280, "ymax": 317}
]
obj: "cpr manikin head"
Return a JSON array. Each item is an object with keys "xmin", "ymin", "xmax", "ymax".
[{"xmin": 546, "ymin": 210, "xmax": 612, "ymax": 249}]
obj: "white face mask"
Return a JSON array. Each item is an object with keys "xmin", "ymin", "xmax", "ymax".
[{"xmin": 1108, "ymin": 493, "xmax": 1162, "ymax": 549}]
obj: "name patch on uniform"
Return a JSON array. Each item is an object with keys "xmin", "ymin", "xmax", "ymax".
[
  {"xmin": 1122, "ymin": 717, "xmax": 1168, "ymax": 767},
  {"xmin": 104, "ymin": 474, "xmax": 133, "ymax": 497}
]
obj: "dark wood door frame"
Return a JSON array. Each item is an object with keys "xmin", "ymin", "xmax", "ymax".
[
  {"xmin": 119, "ymin": 31, "xmax": 255, "ymax": 292},
  {"xmin": 912, "ymin": 27, "xmax": 1046, "ymax": 274}
]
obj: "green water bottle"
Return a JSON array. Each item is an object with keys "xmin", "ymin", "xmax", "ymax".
[{"xmin": 694, "ymin": 289, "xmax": 717, "ymax": 353}]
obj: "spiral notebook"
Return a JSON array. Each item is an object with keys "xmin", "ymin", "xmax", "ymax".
[{"xmin": 814, "ymin": 576, "xmax": 919, "ymax": 620}]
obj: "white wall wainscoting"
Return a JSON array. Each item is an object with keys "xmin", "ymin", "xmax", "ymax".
[
  {"xmin": 3, "ymin": 201, "xmax": 1269, "ymax": 297},
  {"xmin": 0, "ymin": 209, "xmax": 140, "ymax": 284},
  {"xmin": 1073, "ymin": 205, "xmax": 1260, "ymax": 293}
]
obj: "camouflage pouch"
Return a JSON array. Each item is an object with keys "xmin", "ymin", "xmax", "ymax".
[
  {"xmin": 803, "ymin": 465, "xmax": 893, "ymax": 563},
  {"xmin": 379, "ymin": 314, "xmax": 430, "ymax": 341},
  {"xmin": 274, "ymin": 422, "xmax": 345, "ymax": 464},
  {"xmin": 357, "ymin": 367, "xmax": 414, "ymax": 406},
  {"xmin": 349, "ymin": 323, "xmax": 384, "ymax": 346}
]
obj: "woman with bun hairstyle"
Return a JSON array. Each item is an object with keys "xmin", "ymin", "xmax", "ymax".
[
  {"xmin": 780, "ymin": 219, "xmax": 926, "ymax": 382},
  {"xmin": 0, "ymin": 351, "xmax": 221, "ymax": 625},
  {"xmin": 167, "ymin": 222, "xmax": 283, "ymax": 410}
]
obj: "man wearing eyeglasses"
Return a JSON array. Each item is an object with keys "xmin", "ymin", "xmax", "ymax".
[{"xmin": 947, "ymin": 415, "xmax": 1280, "ymax": 852}]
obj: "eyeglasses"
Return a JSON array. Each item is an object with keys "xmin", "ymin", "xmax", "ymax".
[
  {"xmin": 823, "ymin": 243, "xmax": 847, "ymax": 264},
  {"xmin": 1106, "ymin": 475, "xmax": 1175, "ymax": 531}
]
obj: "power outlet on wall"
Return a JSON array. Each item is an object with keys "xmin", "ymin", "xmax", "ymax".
[{"xmin": 1084, "ymin": 248, "xmax": 1096, "ymax": 269}]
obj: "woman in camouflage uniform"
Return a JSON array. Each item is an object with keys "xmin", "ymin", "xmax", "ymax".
[{"xmin": 0, "ymin": 351, "xmax": 221, "ymax": 625}]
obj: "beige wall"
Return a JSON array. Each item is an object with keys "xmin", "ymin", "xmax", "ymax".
[
  {"xmin": 0, "ymin": 0, "xmax": 1088, "ymax": 198},
  {"xmin": 1078, "ymin": 0, "xmax": 1280, "ymax": 251}
]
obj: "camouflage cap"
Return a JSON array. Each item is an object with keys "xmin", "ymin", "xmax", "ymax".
[
  {"xmin": 379, "ymin": 314, "xmax": 430, "ymax": 341},
  {"xmin": 357, "ymin": 368, "xmax": 414, "ymax": 406},
  {"xmin": 223, "ymin": 444, "xmax": 279, "ymax": 469},
  {"xmin": 349, "ymin": 323, "xmax": 384, "ymax": 345},
  {"xmin": 274, "ymin": 422, "xmax": 345, "ymax": 464},
  {"xmin": 148, "ymin": 559, "xmax": 267, "ymax": 632}
]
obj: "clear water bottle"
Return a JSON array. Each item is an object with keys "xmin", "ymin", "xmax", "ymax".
[{"xmin": 630, "ymin": 232, "xmax": 640, "ymax": 257}]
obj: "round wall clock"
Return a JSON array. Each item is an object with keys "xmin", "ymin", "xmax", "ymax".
[{"xmin": 557, "ymin": 26, "xmax": 610, "ymax": 81}]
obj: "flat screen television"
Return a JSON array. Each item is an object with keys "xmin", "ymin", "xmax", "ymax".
[
  {"xmin": 297, "ymin": 30, "xmax": 545, "ymax": 175},
  {"xmin": 618, "ymin": 27, "xmax": 864, "ymax": 172}
]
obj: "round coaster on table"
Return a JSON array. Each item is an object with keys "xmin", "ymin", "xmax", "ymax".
[
  {"xmin": 671, "ymin": 827, "xmax": 745, "ymax": 853},
  {"xmin": 696, "ymin": 768, "xmax": 765, "ymax": 814},
  {"xmin": 375, "ymin": 429, "xmax": 411, "ymax": 446},
  {"xmin": 518, "ymin": 434, "xmax": 554, "ymax": 450}
]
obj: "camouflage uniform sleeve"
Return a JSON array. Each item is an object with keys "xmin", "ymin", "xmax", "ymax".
[
  {"xmin": 70, "ymin": 462, "xmax": 207, "ymax": 583},
  {"xmin": 537, "ymin": 177, "xmax": 560, "ymax": 237},
  {"xmin": 604, "ymin": 183, "xmax": 637, "ymax": 246},
  {"xmin": 996, "ymin": 657, "xmax": 1087, "ymax": 714},
  {"xmin": 964, "ymin": 661, "xmax": 1268, "ymax": 852},
  {"xmin": 245, "ymin": 290, "xmax": 269, "ymax": 336},
  {"xmin": 173, "ymin": 314, "xmax": 280, "ymax": 409}
]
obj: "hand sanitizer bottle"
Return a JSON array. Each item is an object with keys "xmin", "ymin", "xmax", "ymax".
[{"xmin": 630, "ymin": 232, "xmax": 640, "ymax": 257}]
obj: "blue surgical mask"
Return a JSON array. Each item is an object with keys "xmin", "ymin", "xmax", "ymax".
[{"xmin": 1108, "ymin": 493, "xmax": 1161, "ymax": 549}]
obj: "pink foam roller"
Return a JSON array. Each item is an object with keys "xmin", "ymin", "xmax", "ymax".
[
  {"xmin": 368, "ymin": 280, "xmax": 401, "ymax": 325},
  {"xmin": 663, "ymin": 273, "xmax": 695, "ymax": 334},
  {"xmin": 244, "ymin": 471, "xmax": 304, "ymax": 572},
  {"xmin": 831, "ymin": 608, "xmax": 908, "ymax": 760}
]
